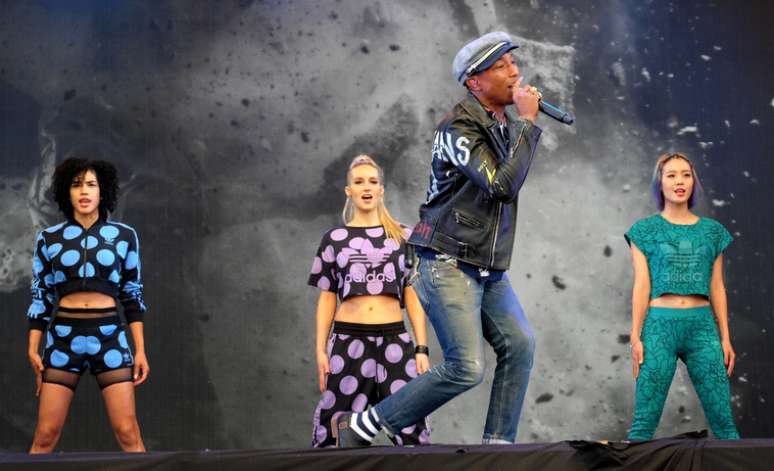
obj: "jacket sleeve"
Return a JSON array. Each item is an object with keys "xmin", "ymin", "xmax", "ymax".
[
  {"xmin": 435, "ymin": 116, "xmax": 542, "ymax": 202},
  {"xmin": 27, "ymin": 232, "xmax": 55, "ymax": 331},
  {"xmin": 118, "ymin": 228, "xmax": 147, "ymax": 323}
]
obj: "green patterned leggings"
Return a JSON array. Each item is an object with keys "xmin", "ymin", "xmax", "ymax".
[{"xmin": 628, "ymin": 306, "xmax": 739, "ymax": 440}]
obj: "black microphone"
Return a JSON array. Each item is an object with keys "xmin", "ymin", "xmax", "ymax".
[{"xmin": 539, "ymin": 99, "xmax": 575, "ymax": 125}]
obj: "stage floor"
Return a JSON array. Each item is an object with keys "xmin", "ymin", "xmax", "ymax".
[{"xmin": 2, "ymin": 437, "xmax": 773, "ymax": 470}]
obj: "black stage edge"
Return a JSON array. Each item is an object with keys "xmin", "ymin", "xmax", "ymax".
[{"xmin": 2, "ymin": 438, "xmax": 773, "ymax": 470}]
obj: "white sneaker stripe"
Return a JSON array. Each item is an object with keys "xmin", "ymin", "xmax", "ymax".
[
  {"xmin": 350, "ymin": 420, "xmax": 374, "ymax": 442},
  {"xmin": 361, "ymin": 413, "xmax": 379, "ymax": 435}
]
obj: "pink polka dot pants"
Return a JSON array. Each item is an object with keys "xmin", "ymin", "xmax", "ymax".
[{"xmin": 311, "ymin": 321, "xmax": 431, "ymax": 447}]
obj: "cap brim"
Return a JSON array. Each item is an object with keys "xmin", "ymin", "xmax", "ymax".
[{"xmin": 471, "ymin": 43, "xmax": 519, "ymax": 76}]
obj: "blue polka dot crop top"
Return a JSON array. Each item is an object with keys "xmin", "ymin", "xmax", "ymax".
[
  {"xmin": 27, "ymin": 217, "xmax": 147, "ymax": 330},
  {"xmin": 625, "ymin": 214, "xmax": 733, "ymax": 299},
  {"xmin": 308, "ymin": 225, "xmax": 413, "ymax": 306}
]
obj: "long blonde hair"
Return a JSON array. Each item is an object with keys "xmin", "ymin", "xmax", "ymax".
[{"xmin": 342, "ymin": 154, "xmax": 405, "ymax": 242}]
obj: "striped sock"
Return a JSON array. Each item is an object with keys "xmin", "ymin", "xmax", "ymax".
[{"xmin": 350, "ymin": 408, "xmax": 382, "ymax": 442}]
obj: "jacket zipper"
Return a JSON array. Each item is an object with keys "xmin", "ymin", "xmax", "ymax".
[
  {"xmin": 489, "ymin": 202, "xmax": 502, "ymax": 268},
  {"xmin": 486, "ymin": 121, "xmax": 526, "ymax": 267},
  {"xmin": 454, "ymin": 210, "xmax": 482, "ymax": 228},
  {"xmin": 82, "ymin": 225, "xmax": 89, "ymax": 289}
]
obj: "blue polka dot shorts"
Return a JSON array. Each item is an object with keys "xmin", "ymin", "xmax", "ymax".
[{"xmin": 43, "ymin": 315, "xmax": 134, "ymax": 376}]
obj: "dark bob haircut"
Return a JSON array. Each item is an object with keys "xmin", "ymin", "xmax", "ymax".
[
  {"xmin": 49, "ymin": 157, "xmax": 120, "ymax": 219},
  {"xmin": 650, "ymin": 152, "xmax": 703, "ymax": 210}
]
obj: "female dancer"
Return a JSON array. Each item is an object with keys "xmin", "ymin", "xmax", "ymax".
[
  {"xmin": 309, "ymin": 154, "xmax": 431, "ymax": 447},
  {"xmin": 626, "ymin": 152, "xmax": 739, "ymax": 440},
  {"xmin": 27, "ymin": 157, "xmax": 148, "ymax": 452}
]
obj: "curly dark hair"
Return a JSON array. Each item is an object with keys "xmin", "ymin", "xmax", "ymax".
[{"xmin": 49, "ymin": 157, "xmax": 120, "ymax": 219}]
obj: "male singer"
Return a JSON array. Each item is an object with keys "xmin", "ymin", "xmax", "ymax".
[{"xmin": 334, "ymin": 31, "xmax": 543, "ymax": 447}]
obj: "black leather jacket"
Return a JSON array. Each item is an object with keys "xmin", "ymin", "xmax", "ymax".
[{"xmin": 408, "ymin": 93, "xmax": 542, "ymax": 271}]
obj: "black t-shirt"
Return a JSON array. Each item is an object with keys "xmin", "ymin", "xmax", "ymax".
[{"xmin": 308, "ymin": 225, "xmax": 412, "ymax": 306}]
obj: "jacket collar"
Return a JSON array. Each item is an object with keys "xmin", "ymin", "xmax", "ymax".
[
  {"xmin": 67, "ymin": 213, "xmax": 107, "ymax": 229},
  {"xmin": 459, "ymin": 92, "xmax": 498, "ymax": 127},
  {"xmin": 459, "ymin": 92, "xmax": 516, "ymax": 127}
]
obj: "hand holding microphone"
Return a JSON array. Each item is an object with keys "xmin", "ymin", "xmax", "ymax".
[
  {"xmin": 513, "ymin": 78, "xmax": 575, "ymax": 126},
  {"xmin": 512, "ymin": 77, "xmax": 540, "ymax": 124}
]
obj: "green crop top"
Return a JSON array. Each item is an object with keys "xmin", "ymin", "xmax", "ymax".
[{"xmin": 625, "ymin": 214, "xmax": 733, "ymax": 299}]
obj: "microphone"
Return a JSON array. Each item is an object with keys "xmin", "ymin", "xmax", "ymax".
[{"xmin": 539, "ymin": 99, "xmax": 575, "ymax": 125}]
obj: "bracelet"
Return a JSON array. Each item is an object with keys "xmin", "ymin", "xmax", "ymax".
[{"xmin": 415, "ymin": 345, "xmax": 429, "ymax": 355}]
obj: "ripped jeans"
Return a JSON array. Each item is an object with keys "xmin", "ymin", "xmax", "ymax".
[{"xmin": 373, "ymin": 253, "xmax": 535, "ymax": 443}]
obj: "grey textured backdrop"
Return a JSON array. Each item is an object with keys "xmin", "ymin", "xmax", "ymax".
[{"xmin": 0, "ymin": 0, "xmax": 772, "ymax": 451}]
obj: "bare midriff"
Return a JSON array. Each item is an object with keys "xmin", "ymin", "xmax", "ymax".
[
  {"xmin": 334, "ymin": 294, "xmax": 403, "ymax": 324},
  {"xmin": 58, "ymin": 292, "xmax": 117, "ymax": 318},
  {"xmin": 649, "ymin": 293, "xmax": 710, "ymax": 308}
]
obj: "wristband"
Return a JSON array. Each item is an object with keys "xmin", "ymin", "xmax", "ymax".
[{"xmin": 415, "ymin": 345, "xmax": 429, "ymax": 355}]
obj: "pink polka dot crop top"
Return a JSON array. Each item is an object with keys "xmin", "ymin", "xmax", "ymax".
[{"xmin": 308, "ymin": 225, "xmax": 413, "ymax": 306}]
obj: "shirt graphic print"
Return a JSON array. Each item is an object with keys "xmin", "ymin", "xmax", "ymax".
[{"xmin": 308, "ymin": 225, "xmax": 412, "ymax": 305}]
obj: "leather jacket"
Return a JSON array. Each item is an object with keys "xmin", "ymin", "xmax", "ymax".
[{"xmin": 408, "ymin": 92, "xmax": 542, "ymax": 271}]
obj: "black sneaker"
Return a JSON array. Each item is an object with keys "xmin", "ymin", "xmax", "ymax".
[{"xmin": 331, "ymin": 412, "xmax": 372, "ymax": 448}]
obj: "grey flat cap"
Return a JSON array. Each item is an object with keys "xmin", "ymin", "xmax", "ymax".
[{"xmin": 452, "ymin": 31, "xmax": 519, "ymax": 85}]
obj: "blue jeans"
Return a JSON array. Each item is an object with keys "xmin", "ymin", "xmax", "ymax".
[{"xmin": 373, "ymin": 255, "xmax": 535, "ymax": 443}]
